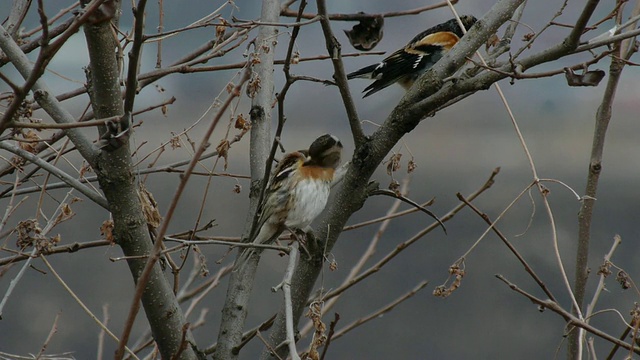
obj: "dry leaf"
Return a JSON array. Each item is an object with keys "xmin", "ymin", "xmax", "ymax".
[
  {"xmin": 385, "ymin": 153, "xmax": 402, "ymax": 176},
  {"xmin": 169, "ymin": 133, "xmax": 181, "ymax": 149},
  {"xmin": 407, "ymin": 158, "xmax": 417, "ymax": 173},
  {"xmin": 53, "ymin": 203, "xmax": 75, "ymax": 225},
  {"xmin": 344, "ymin": 14, "xmax": 384, "ymax": 51},
  {"xmin": 388, "ymin": 180, "xmax": 400, "ymax": 194},
  {"xmin": 234, "ymin": 114, "xmax": 250, "ymax": 130},
  {"xmin": 19, "ymin": 130, "xmax": 40, "ymax": 154},
  {"xmin": 486, "ymin": 33, "xmax": 500, "ymax": 50},
  {"xmin": 291, "ymin": 51, "xmax": 300, "ymax": 64},
  {"xmin": 246, "ymin": 74, "xmax": 261, "ymax": 98},
  {"xmin": 16, "ymin": 219, "xmax": 41, "ymax": 249},
  {"xmin": 564, "ymin": 67, "xmax": 606, "ymax": 87},
  {"xmin": 79, "ymin": 164, "xmax": 92, "ymax": 178},
  {"xmin": 101, "ymin": 219, "xmax": 115, "ymax": 244},
  {"xmin": 216, "ymin": 19, "xmax": 227, "ymax": 41},
  {"xmin": 216, "ymin": 139, "xmax": 231, "ymax": 171},
  {"xmin": 138, "ymin": 185, "xmax": 162, "ymax": 229},
  {"xmin": 617, "ymin": 270, "xmax": 631, "ymax": 290}
]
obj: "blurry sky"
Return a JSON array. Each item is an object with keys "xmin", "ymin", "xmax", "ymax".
[{"xmin": 1, "ymin": 0, "xmax": 640, "ymax": 359}]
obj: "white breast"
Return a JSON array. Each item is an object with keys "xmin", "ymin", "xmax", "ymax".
[{"xmin": 286, "ymin": 178, "xmax": 331, "ymax": 229}]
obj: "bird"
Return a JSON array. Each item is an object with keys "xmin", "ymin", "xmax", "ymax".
[
  {"xmin": 347, "ymin": 15, "xmax": 477, "ymax": 97},
  {"xmin": 235, "ymin": 134, "xmax": 343, "ymax": 270}
]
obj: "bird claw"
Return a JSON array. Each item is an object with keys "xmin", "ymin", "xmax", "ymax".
[
  {"xmin": 98, "ymin": 113, "xmax": 131, "ymax": 152},
  {"xmin": 288, "ymin": 228, "xmax": 312, "ymax": 260}
]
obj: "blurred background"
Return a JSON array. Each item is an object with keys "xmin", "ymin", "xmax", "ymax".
[{"xmin": 1, "ymin": 0, "xmax": 640, "ymax": 358}]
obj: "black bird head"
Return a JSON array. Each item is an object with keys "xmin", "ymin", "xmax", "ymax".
[
  {"xmin": 307, "ymin": 134, "xmax": 343, "ymax": 169},
  {"xmin": 448, "ymin": 15, "xmax": 477, "ymax": 37}
]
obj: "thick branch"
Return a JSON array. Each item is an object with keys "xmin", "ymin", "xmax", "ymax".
[
  {"xmin": 280, "ymin": 1, "xmax": 457, "ymax": 20},
  {"xmin": 78, "ymin": 1, "xmax": 200, "ymax": 358},
  {"xmin": 316, "ymin": 0, "xmax": 365, "ymax": 147},
  {"xmin": 571, "ymin": 35, "xmax": 626, "ymax": 360},
  {"xmin": 214, "ymin": 1, "xmax": 280, "ymax": 359},
  {"xmin": 0, "ymin": 141, "xmax": 108, "ymax": 209},
  {"xmin": 0, "ymin": 23, "xmax": 99, "ymax": 165}
]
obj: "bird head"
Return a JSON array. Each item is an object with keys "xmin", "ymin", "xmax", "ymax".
[
  {"xmin": 452, "ymin": 15, "xmax": 478, "ymax": 37},
  {"xmin": 307, "ymin": 134, "xmax": 343, "ymax": 169}
]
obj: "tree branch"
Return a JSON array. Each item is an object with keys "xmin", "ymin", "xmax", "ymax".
[
  {"xmin": 281, "ymin": 1, "xmax": 458, "ymax": 20},
  {"xmin": 315, "ymin": 0, "xmax": 365, "ymax": 147},
  {"xmin": 214, "ymin": 0, "xmax": 281, "ymax": 359},
  {"xmin": 0, "ymin": 141, "xmax": 108, "ymax": 209},
  {"xmin": 571, "ymin": 22, "xmax": 629, "ymax": 360}
]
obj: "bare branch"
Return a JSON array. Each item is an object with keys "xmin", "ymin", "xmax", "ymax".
[
  {"xmin": 272, "ymin": 244, "xmax": 301, "ymax": 360},
  {"xmin": 456, "ymin": 193, "xmax": 557, "ymax": 302},
  {"xmin": 315, "ymin": 0, "xmax": 364, "ymax": 146},
  {"xmin": 496, "ymin": 274, "xmax": 640, "ymax": 356},
  {"xmin": 571, "ymin": 23, "xmax": 633, "ymax": 358},
  {"xmin": 40, "ymin": 255, "xmax": 140, "ymax": 359},
  {"xmin": 0, "ymin": 141, "xmax": 108, "ymax": 209},
  {"xmin": 331, "ymin": 281, "xmax": 429, "ymax": 340},
  {"xmin": 281, "ymin": 1, "xmax": 458, "ymax": 20},
  {"xmin": 215, "ymin": 0, "xmax": 281, "ymax": 358},
  {"xmin": 116, "ymin": 67, "xmax": 251, "ymax": 360}
]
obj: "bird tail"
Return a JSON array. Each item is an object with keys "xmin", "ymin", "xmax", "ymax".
[
  {"xmin": 233, "ymin": 247, "xmax": 257, "ymax": 272},
  {"xmin": 347, "ymin": 64, "xmax": 380, "ymax": 80},
  {"xmin": 233, "ymin": 224, "xmax": 278, "ymax": 272}
]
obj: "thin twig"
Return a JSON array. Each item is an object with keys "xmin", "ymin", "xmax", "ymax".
[
  {"xmin": 456, "ymin": 193, "xmax": 557, "ymax": 302},
  {"xmin": 97, "ymin": 304, "xmax": 109, "ymax": 360},
  {"xmin": 9, "ymin": 116, "xmax": 122, "ymax": 129},
  {"xmin": 281, "ymin": 1, "xmax": 457, "ymax": 20},
  {"xmin": 0, "ymin": 141, "xmax": 109, "ymax": 209},
  {"xmin": 315, "ymin": 0, "xmax": 364, "ymax": 147},
  {"xmin": 40, "ymin": 255, "xmax": 140, "ymax": 359},
  {"xmin": 368, "ymin": 189, "xmax": 446, "ymax": 234},
  {"xmin": 584, "ymin": 235, "xmax": 623, "ymax": 322},
  {"xmin": 319, "ymin": 313, "xmax": 339, "ymax": 360},
  {"xmin": 164, "ymin": 237, "xmax": 291, "ymax": 253},
  {"xmin": 35, "ymin": 312, "xmax": 61, "ymax": 359},
  {"xmin": 0, "ymin": 240, "xmax": 110, "ymax": 266},
  {"xmin": 342, "ymin": 200, "xmax": 433, "ymax": 231},
  {"xmin": 317, "ymin": 168, "xmax": 498, "ymax": 303},
  {"xmin": 331, "ymin": 281, "xmax": 428, "ymax": 340},
  {"xmin": 115, "ymin": 66, "xmax": 251, "ymax": 359},
  {"xmin": 272, "ymin": 243, "xmax": 301, "ymax": 360},
  {"xmin": 496, "ymin": 274, "xmax": 640, "ymax": 355},
  {"xmin": 0, "ymin": 247, "xmax": 37, "ymax": 319},
  {"xmin": 182, "ymin": 264, "xmax": 233, "ymax": 318}
]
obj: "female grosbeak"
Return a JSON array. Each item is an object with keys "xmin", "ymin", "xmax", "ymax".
[
  {"xmin": 347, "ymin": 15, "xmax": 477, "ymax": 97},
  {"xmin": 236, "ymin": 134, "xmax": 343, "ymax": 269}
]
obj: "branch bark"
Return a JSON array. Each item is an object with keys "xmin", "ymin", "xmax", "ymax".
[
  {"xmin": 80, "ymin": 1, "xmax": 199, "ymax": 358},
  {"xmin": 570, "ymin": 27, "xmax": 629, "ymax": 360},
  {"xmin": 214, "ymin": 1, "xmax": 280, "ymax": 359},
  {"xmin": 0, "ymin": 23, "xmax": 99, "ymax": 164}
]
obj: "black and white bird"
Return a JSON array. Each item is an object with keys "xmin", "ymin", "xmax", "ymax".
[{"xmin": 347, "ymin": 15, "xmax": 477, "ymax": 97}]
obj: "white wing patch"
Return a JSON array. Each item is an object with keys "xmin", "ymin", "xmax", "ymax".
[
  {"xmin": 373, "ymin": 62, "xmax": 385, "ymax": 79},
  {"xmin": 413, "ymin": 55, "xmax": 423, "ymax": 69}
]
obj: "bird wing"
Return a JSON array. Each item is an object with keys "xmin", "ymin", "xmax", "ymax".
[
  {"xmin": 361, "ymin": 31, "xmax": 460, "ymax": 97},
  {"xmin": 251, "ymin": 152, "xmax": 305, "ymax": 243}
]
